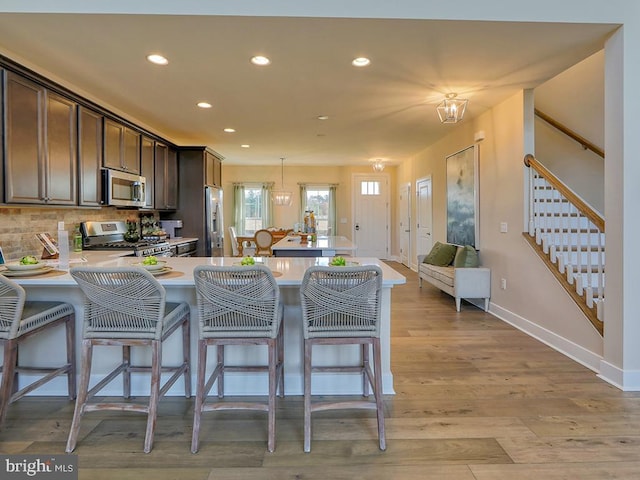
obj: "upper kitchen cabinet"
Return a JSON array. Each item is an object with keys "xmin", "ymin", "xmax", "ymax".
[
  {"xmin": 140, "ymin": 135, "xmax": 155, "ymax": 209},
  {"xmin": 4, "ymin": 72, "xmax": 77, "ymax": 205},
  {"xmin": 180, "ymin": 147, "xmax": 223, "ymax": 187},
  {"xmin": 104, "ymin": 118, "xmax": 140, "ymax": 174},
  {"xmin": 78, "ymin": 106, "xmax": 104, "ymax": 207},
  {"xmin": 205, "ymin": 150, "xmax": 223, "ymax": 187},
  {"xmin": 154, "ymin": 142, "xmax": 178, "ymax": 210}
]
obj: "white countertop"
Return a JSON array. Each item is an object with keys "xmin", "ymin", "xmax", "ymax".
[
  {"xmin": 271, "ymin": 235, "xmax": 356, "ymax": 252},
  {"xmin": 5, "ymin": 253, "xmax": 405, "ymax": 288}
]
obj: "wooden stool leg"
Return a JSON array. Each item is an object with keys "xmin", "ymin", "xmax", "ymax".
[
  {"xmin": 303, "ymin": 339, "xmax": 312, "ymax": 453},
  {"xmin": 182, "ymin": 317, "xmax": 191, "ymax": 398},
  {"xmin": 372, "ymin": 338, "xmax": 386, "ymax": 451},
  {"xmin": 144, "ymin": 340, "xmax": 162, "ymax": 454},
  {"xmin": 65, "ymin": 315, "xmax": 77, "ymax": 400},
  {"xmin": 267, "ymin": 338, "xmax": 277, "ymax": 453},
  {"xmin": 362, "ymin": 343, "xmax": 370, "ymax": 397},
  {"xmin": 191, "ymin": 339, "xmax": 208, "ymax": 453},
  {"xmin": 0, "ymin": 339, "xmax": 18, "ymax": 428},
  {"xmin": 217, "ymin": 344, "xmax": 224, "ymax": 398},
  {"xmin": 123, "ymin": 345, "xmax": 131, "ymax": 399},
  {"xmin": 66, "ymin": 339, "xmax": 93, "ymax": 453}
]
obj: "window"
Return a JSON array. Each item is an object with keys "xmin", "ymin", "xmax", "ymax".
[
  {"xmin": 233, "ymin": 184, "xmax": 273, "ymax": 235},
  {"xmin": 361, "ymin": 181, "xmax": 380, "ymax": 196},
  {"xmin": 301, "ymin": 185, "xmax": 336, "ymax": 236}
]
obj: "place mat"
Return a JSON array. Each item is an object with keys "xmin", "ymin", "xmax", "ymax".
[
  {"xmin": 153, "ymin": 269, "xmax": 184, "ymax": 279},
  {"xmin": 1, "ymin": 267, "xmax": 66, "ymax": 278}
]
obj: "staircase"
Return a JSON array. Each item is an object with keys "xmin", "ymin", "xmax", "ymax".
[{"xmin": 524, "ymin": 154, "xmax": 604, "ymax": 335}]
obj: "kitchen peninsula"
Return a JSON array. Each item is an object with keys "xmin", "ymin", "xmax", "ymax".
[
  {"xmin": 7, "ymin": 254, "xmax": 405, "ymax": 397},
  {"xmin": 271, "ymin": 235, "xmax": 357, "ymax": 257}
]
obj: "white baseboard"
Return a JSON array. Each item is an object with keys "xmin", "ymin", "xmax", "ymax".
[
  {"xmin": 489, "ymin": 302, "xmax": 603, "ymax": 374},
  {"xmin": 598, "ymin": 360, "xmax": 640, "ymax": 391}
]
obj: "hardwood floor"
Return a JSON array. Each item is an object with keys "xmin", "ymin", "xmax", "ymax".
[{"xmin": 3, "ymin": 262, "xmax": 640, "ymax": 479}]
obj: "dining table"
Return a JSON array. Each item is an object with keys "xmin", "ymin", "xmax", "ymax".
[{"xmin": 5, "ymin": 252, "xmax": 405, "ymax": 397}]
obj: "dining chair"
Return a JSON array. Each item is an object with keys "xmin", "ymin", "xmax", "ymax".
[
  {"xmin": 0, "ymin": 275, "xmax": 76, "ymax": 429},
  {"xmin": 254, "ymin": 229, "xmax": 274, "ymax": 256},
  {"xmin": 299, "ymin": 265, "xmax": 385, "ymax": 452},
  {"xmin": 66, "ymin": 266, "xmax": 191, "ymax": 453},
  {"xmin": 191, "ymin": 265, "xmax": 284, "ymax": 453}
]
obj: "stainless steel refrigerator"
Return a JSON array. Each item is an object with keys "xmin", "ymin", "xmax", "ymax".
[{"xmin": 205, "ymin": 186, "xmax": 224, "ymax": 256}]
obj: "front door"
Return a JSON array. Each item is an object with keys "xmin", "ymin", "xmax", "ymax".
[
  {"xmin": 416, "ymin": 176, "xmax": 433, "ymax": 267},
  {"xmin": 353, "ymin": 173, "xmax": 389, "ymax": 258}
]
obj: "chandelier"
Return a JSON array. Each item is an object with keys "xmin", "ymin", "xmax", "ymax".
[
  {"xmin": 436, "ymin": 93, "xmax": 468, "ymax": 124},
  {"xmin": 272, "ymin": 157, "xmax": 292, "ymax": 206},
  {"xmin": 372, "ymin": 159, "xmax": 385, "ymax": 172}
]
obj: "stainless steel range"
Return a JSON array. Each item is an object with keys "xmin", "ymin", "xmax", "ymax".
[{"xmin": 81, "ymin": 221, "xmax": 172, "ymax": 257}]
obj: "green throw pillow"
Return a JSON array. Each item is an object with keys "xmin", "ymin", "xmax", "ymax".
[
  {"xmin": 424, "ymin": 241, "xmax": 457, "ymax": 266},
  {"xmin": 453, "ymin": 245, "xmax": 479, "ymax": 268}
]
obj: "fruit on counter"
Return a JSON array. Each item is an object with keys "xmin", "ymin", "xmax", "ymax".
[
  {"xmin": 240, "ymin": 256, "xmax": 256, "ymax": 266},
  {"xmin": 20, "ymin": 255, "xmax": 39, "ymax": 265},
  {"xmin": 142, "ymin": 255, "xmax": 159, "ymax": 266},
  {"xmin": 330, "ymin": 256, "xmax": 347, "ymax": 266}
]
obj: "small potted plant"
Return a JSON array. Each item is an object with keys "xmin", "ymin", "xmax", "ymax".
[{"xmin": 124, "ymin": 219, "xmax": 140, "ymax": 242}]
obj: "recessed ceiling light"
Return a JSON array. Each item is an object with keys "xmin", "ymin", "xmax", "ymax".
[
  {"xmin": 223, "ymin": 128, "xmax": 236, "ymax": 133},
  {"xmin": 251, "ymin": 55, "xmax": 271, "ymax": 66},
  {"xmin": 241, "ymin": 144, "xmax": 250, "ymax": 148},
  {"xmin": 146, "ymin": 54, "xmax": 169, "ymax": 65},
  {"xmin": 317, "ymin": 115, "xmax": 329, "ymax": 120},
  {"xmin": 352, "ymin": 57, "xmax": 370, "ymax": 67},
  {"xmin": 197, "ymin": 102, "xmax": 212, "ymax": 109}
]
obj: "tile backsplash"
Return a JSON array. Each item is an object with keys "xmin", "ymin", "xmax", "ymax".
[{"xmin": 0, "ymin": 206, "xmax": 149, "ymax": 261}]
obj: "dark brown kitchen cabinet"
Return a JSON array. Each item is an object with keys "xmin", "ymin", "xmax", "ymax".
[
  {"xmin": 205, "ymin": 150, "xmax": 223, "ymax": 187},
  {"xmin": 103, "ymin": 118, "xmax": 140, "ymax": 174},
  {"xmin": 4, "ymin": 72, "xmax": 77, "ymax": 205},
  {"xmin": 140, "ymin": 135, "xmax": 155, "ymax": 209},
  {"xmin": 78, "ymin": 106, "xmax": 104, "ymax": 206},
  {"xmin": 154, "ymin": 142, "xmax": 178, "ymax": 210}
]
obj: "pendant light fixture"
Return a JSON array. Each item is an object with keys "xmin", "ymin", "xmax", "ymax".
[
  {"xmin": 436, "ymin": 93, "xmax": 468, "ymax": 124},
  {"xmin": 272, "ymin": 157, "xmax": 292, "ymax": 206},
  {"xmin": 372, "ymin": 159, "xmax": 385, "ymax": 172}
]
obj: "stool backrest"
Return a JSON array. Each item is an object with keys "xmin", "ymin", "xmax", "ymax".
[
  {"xmin": 0, "ymin": 275, "xmax": 26, "ymax": 339},
  {"xmin": 70, "ymin": 266, "xmax": 167, "ymax": 340},
  {"xmin": 300, "ymin": 265, "xmax": 383, "ymax": 339},
  {"xmin": 193, "ymin": 265, "xmax": 280, "ymax": 338}
]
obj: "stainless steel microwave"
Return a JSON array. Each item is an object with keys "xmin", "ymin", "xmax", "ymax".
[{"xmin": 102, "ymin": 169, "xmax": 146, "ymax": 207}]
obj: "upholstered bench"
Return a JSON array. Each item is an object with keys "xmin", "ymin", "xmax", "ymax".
[{"xmin": 418, "ymin": 242, "xmax": 491, "ymax": 312}]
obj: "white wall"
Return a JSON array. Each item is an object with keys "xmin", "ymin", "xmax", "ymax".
[{"xmin": 534, "ymin": 51, "xmax": 604, "ymax": 214}]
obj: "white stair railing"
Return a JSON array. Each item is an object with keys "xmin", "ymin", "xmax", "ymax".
[{"xmin": 525, "ymin": 154, "xmax": 605, "ymax": 333}]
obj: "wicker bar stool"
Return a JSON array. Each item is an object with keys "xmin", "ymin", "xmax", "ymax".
[
  {"xmin": 299, "ymin": 265, "xmax": 385, "ymax": 452},
  {"xmin": 191, "ymin": 265, "xmax": 284, "ymax": 453},
  {"xmin": 0, "ymin": 275, "xmax": 76, "ymax": 429},
  {"xmin": 66, "ymin": 266, "xmax": 191, "ymax": 453}
]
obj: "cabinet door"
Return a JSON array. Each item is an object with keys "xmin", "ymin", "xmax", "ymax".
[
  {"xmin": 123, "ymin": 127, "xmax": 141, "ymax": 174},
  {"xmin": 44, "ymin": 91, "xmax": 77, "ymax": 205},
  {"xmin": 78, "ymin": 106, "xmax": 104, "ymax": 206},
  {"xmin": 4, "ymin": 72, "xmax": 45, "ymax": 203},
  {"xmin": 140, "ymin": 135, "xmax": 155, "ymax": 208},
  {"xmin": 205, "ymin": 150, "xmax": 223, "ymax": 187},
  {"xmin": 103, "ymin": 118, "xmax": 124, "ymax": 170},
  {"xmin": 166, "ymin": 147, "xmax": 178, "ymax": 209}
]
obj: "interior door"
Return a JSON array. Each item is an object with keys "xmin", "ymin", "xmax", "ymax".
[
  {"xmin": 353, "ymin": 174, "xmax": 389, "ymax": 258},
  {"xmin": 416, "ymin": 177, "xmax": 433, "ymax": 266},
  {"xmin": 399, "ymin": 183, "xmax": 411, "ymax": 266}
]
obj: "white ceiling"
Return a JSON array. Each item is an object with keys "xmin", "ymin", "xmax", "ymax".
[{"xmin": 0, "ymin": 13, "xmax": 615, "ymax": 166}]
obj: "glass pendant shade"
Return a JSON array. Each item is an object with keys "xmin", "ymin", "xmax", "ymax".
[
  {"xmin": 437, "ymin": 94, "xmax": 468, "ymax": 124},
  {"xmin": 273, "ymin": 158, "xmax": 292, "ymax": 206}
]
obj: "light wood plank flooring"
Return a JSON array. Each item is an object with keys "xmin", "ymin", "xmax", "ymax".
[{"xmin": 2, "ymin": 262, "xmax": 640, "ymax": 479}]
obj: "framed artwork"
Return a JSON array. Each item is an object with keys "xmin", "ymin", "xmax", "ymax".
[
  {"xmin": 0, "ymin": 245, "xmax": 4, "ymax": 264},
  {"xmin": 446, "ymin": 144, "xmax": 479, "ymax": 248}
]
